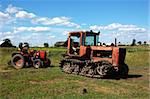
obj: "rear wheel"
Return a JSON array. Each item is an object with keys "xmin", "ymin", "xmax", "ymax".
[
  {"xmin": 11, "ymin": 54, "xmax": 25, "ymax": 69},
  {"xmin": 96, "ymin": 61, "xmax": 114, "ymax": 77},
  {"xmin": 33, "ymin": 59, "xmax": 42, "ymax": 69}
]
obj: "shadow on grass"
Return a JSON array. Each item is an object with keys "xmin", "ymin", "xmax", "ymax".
[
  {"xmin": 127, "ymin": 74, "xmax": 142, "ymax": 78},
  {"xmin": 98, "ymin": 74, "xmax": 143, "ymax": 80}
]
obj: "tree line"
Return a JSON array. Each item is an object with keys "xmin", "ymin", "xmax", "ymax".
[{"xmin": 0, "ymin": 38, "xmax": 148, "ymax": 48}]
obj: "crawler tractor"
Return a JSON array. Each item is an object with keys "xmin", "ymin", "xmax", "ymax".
[
  {"xmin": 60, "ymin": 31, "xmax": 128, "ymax": 78},
  {"xmin": 10, "ymin": 43, "xmax": 51, "ymax": 69}
]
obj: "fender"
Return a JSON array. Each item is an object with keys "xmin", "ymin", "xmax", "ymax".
[{"xmin": 12, "ymin": 53, "xmax": 21, "ymax": 57}]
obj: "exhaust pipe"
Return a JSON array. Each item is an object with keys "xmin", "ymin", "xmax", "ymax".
[{"xmin": 115, "ymin": 38, "xmax": 117, "ymax": 46}]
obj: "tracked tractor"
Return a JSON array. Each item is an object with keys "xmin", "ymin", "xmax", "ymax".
[
  {"xmin": 60, "ymin": 31, "xmax": 128, "ymax": 78},
  {"xmin": 10, "ymin": 42, "xmax": 51, "ymax": 69}
]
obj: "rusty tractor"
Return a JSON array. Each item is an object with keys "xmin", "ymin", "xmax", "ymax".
[
  {"xmin": 60, "ymin": 30, "xmax": 129, "ymax": 78},
  {"xmin": 10, "ymin": 42, "xmax": 51, "ymax": 69}
]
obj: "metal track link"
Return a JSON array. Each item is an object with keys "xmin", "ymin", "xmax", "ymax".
[{"xmin": 60, "ymin": 59, "xmax": 115, "ymax": 79}]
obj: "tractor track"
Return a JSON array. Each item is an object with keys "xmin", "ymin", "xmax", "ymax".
[{"xmin": 60, "ymin": 59, "xmax": 116, "ymax": 79}]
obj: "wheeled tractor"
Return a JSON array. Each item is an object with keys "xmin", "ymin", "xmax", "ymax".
[{"xmin": 10, "ymin": 43, "xmax": 51, "ymax": 69}]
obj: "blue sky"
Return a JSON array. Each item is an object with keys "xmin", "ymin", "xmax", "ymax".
[{"xmin": 0, "ymin": 0, "xmax": 149, "ymax": 46}]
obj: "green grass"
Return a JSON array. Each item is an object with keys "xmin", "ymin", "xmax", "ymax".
[
  {"xmin": 0, "ymin": 46, "xmax": 149, "ymax": 99},
  {"xmin": 125, "ymin": 46, "xmax": 149, "ymax": 66}
]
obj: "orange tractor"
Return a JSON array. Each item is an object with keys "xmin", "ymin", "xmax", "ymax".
[
  {"xmin": 10, "ymin": 43, "xmax": 51, "ymax": 69},
  {"xmin": 60, "ymin": 31, "xmax": 128, "ymax": 78}
]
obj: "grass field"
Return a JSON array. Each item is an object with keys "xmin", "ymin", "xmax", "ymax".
[{"xmin": 0, "ymin": 46, "xmax": 149, "ymax": 99}]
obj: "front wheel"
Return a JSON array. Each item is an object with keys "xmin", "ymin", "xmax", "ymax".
[
  {"xmin": 33, "ymin": 59, "xmax": 42, "ymax": 69},
  {"xmin": 11, "ymin": 54, "xmax": 25, "ymax": 69}
]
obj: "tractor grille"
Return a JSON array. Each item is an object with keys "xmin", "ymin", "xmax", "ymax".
[{"xmin": 93, "ymin": 50, "xmax": 112, "ymax": 58}]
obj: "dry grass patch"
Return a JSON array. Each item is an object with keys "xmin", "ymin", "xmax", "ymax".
[
  {"xmin": 29, "ymin": 77, "xmax": 67, "ymax": 85},
  {"xmin": 72, "ymin": 80, "xmax": 115, "ymax": 94}
]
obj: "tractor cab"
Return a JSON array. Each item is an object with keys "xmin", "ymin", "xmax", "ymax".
[{"xmin": 68, "ymin": 30, "xmax": 99, "ymax": 56}]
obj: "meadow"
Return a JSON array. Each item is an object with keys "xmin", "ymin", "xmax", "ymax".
[{"xmin": 0, "ymin": 46, "xmax": 149, "ymax": 99}]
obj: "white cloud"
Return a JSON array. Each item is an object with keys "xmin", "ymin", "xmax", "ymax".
[
  {"xmin": 1, "ymin": 5, "xmax": 80, "ymax": 29},
  {"xmin": 0, "ymin": 11, "xmax": 15, "ymax": 30},
  {"xmin": 89, "ymin": 23, "xmax": 148, "ymax": 44},
  {"xmin": 32, "ymin": 16, "xmax": 80, "ymax": 28},
  {"xmin": 2, "ymin": 35, "xmax": 14, "ymax": 39},
  {"xmin": 62, "ymin": 31, "xmax": 69, "ymax": 35},
  {"xmin": 0, "ymin": 12, "xmax": 10, "ymax": 18},
  {"xmin": 0, "ymin": 32, "xmax": 15, "ymax": 41},
  {"xmin": 0, "ymin": 31, "xmax": 14, "ymax": 38},
  {"xmin": 32, "ymin": 33, "xmax": 39, "ymax": 36},
  {"xmin": 62, "ymin": 21, "xmax": 80, "ymax": 28},
  {"xmin": 0, "ymin": 12, "xmax": 15, "ymax": 30},
  {"xmin": 4, "ymin": 31, "xmax": 12, "ymax": 35},
  {"xmin": 14, "ymin": 26, "xmax": 51, "ymax": 33},
  {"xmin": 10, "ymin": 32, "xmax": 56, "ymax": 46},
  {"xmin": 6, "ymin": 4, "xmax": 21, "ymax": 14},
  {"xmin": 15, "ymin": 11, "xmax": 36, "ymax": 19},
  {"xmin": 48, "ymin": 35, "xmax": 55, "ymax": 39},
  {"xmin": 90, "ymin": 23, "xmax": 137, "ymax": 30},
  {"xmin": 0, "ymin": 11, "xmax": 13, "ymax": 24},
  {"xmin": 118, "ymin": 27, "xmax": 146, "ymax": 33},
  {"xmin": 90, "ymin": 23, "xmax": 146, "ymax": 33},
  {"xmin": 62, "ymin": 29, "xmax": 88, "ymax": 35}
]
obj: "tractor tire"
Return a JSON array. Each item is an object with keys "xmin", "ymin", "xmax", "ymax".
[
  {"xmin": 11, "ymin": 54, "xmax": 25, "ymax": 69},
  {"xmin": 33, "ymin": 59, "xmax": 42, "ymax": 69}
]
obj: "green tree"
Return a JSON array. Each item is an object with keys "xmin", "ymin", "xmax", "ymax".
[
  {"xmin": 131, "ymin": 39, "xmax": 136, "ymax": 46},
  {"xmin": 0, "ymin": 38, "xmax": 13, "ymax": 47},
  {"xmin": 137, "ymin": 41, "xmax": 142, "ymax": 45},
  {"xmin": 44, "ymin": 43, "xmax": 49, "ymax": 47},
  {"xmin": 143, "ymin": 41, "xmax": 147, "ymax": 45}
]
